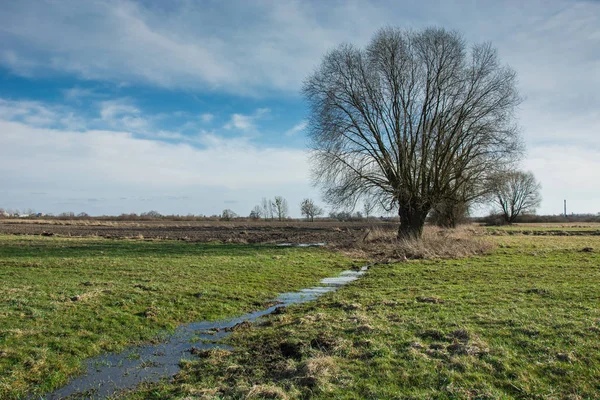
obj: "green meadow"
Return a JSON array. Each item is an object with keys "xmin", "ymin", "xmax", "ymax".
[
  {"xmin": 0, "ymin": 235, "xmax": 353, "ymax": 399},
  {"xmin": 1, "ymin": 234, "xmax": 599, "ymax": 399},
  {"xmin": 125, "ymin": 235, "xmax": 600, "ymax": 399}
]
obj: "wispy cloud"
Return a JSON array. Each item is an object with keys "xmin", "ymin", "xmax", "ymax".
[
  {"xmin": 285, "ymin": 120, "xmax": 307, "ymax": 136},
  {"xmin": 0, "ymin": 97, "xmax": 217, "ymax": 138},
  {"xmin": 99, "ymin": 98, "xmax": 150, "ymax": 132},
  {"xmin": 0, "ymin": 0, "xmax": 597, "ymax": 102},
  {"xmin": 99, "ymin": 99, "xmax": 139, "ymax": 120},
  {"xmin": 0, "ymin": 1, "xmax": 383, "ymax": 94},
  {"xmin": 200, "ymin": 113, "xmax": 214, "ymax": 123},
  {"xmin": 0, "ymin": 118, "xmax": 310, "ymax": 192},
  {"xmin": 225, "ymin": 114, "xmax": 253, "ymax": 131},
  {"xmin": 0, "ymin": 99, "xmax": 87, "ymax": 130},
  {"xmin": 62, "ymin": 87, "xmax": 98, "ymax": 102},
  {"xmin": 0, "ymin": 99, "xmax": 56, "ymax": 126},
  {"xmin": 224, "ymin": 108, "xmax": 270, "ymax": 131}
]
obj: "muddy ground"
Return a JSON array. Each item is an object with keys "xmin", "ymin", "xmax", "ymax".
[{"xmin": 0, "ymin": 220, "xmax": 397, "ymax": 245}]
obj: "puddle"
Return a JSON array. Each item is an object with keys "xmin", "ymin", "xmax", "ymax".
[
  {"xmin": 277, "ymin": 242, "xmax": 327, "ymax": 247},
  {"xmin": 43, "ymin": 264, "xmax": 367, "ymax": 399}
]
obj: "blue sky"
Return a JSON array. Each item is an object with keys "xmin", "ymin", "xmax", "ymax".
[{"xmin": 0, "ymin": 0, "xmax": 599, "ymax": 216}]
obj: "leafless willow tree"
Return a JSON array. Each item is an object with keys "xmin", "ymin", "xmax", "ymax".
[
  {"xmin": 303, "ymin": 27, "xmax": 522, "ymax": 238},
  {"xmin": 300, "ymin": 198, "xmax": 324, "ymax": 222},
  {"xmin": 490, "ymin": 170, "xmax": 541, "ymax": 224},
  {"xmin": 261, "ymin": 197, "xmax": 273, "ymax": 221},
  {"xmin": 272, "ymin": 196, "xmax": 288, "ymax": 221}
]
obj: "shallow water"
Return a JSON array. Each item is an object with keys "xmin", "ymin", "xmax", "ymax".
[
  {"xmin": 277, "ymin": 242, "xmax": 327, "ymax": 247},
  {"xmin": 43, "ymin": 263, "xmax": 367, "ymax": 399}
]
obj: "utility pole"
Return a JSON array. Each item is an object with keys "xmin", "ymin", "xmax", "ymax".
[{"xmin": 564, "ymin": 199, "xmax": 567, "ymax": 217}]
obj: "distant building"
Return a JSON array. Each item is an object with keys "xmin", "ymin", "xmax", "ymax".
[{"xmin": 0, "ymin": 211, "xmax": 9, "ymax": 218}]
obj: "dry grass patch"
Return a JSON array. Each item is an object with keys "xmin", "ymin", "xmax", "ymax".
[
  {"xmin": 345, "ymin": 224, "xmax": 493, "ymax": 261},
  {"xmin": 245, "ymin": 384, "xmax": 289, "ymax": 399},
  {"xmin": 298, "ymin": 355, "xmax": 339, "ymax": 388}
]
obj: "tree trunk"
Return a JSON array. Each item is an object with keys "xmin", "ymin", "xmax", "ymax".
[{"xmin": 398, "ymin": 205, "xmax": 428, "ymax": 239}]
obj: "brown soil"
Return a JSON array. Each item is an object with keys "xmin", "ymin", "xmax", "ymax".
[{"xmin": 0, "ymin": 220, "xmax": 396, "ymax": 245}]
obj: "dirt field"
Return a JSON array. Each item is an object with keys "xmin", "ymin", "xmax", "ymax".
[{"xmin": 0, "ymin": 219, "xmax": 397, "ymax": 245}]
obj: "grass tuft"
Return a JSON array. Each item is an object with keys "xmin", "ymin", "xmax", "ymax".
[{"xmin": 245, "ymin": 384, "xmax": 289, "ymax": 399}]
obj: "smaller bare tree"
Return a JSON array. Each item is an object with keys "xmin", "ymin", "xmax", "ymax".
[
  {"xmin": 141, "ymin": 210, "xmax": 162, "ymax": 218},
  {"xmin": 272, "ymin": 196, "xmax": 289, "ymax": 221},
  {"xmin": 249, "ymin": 205, "xmax": 262, "ymax": 220},
  {"xmin": 221, "ymin": 209, "xmax": 237, "ymax": 221},
  {"xmin": 429, "ymin": 200, "xmax": 470, "ymax": 228},
  {"xmin": 300, "ymin": 198, "xmax": 323, "ymax": 222},
  {"xmin": 362, "ymin": 198, "xmax": 378, "ymax": 219},
  {"xmin": 490, "ymin": 170, "xmax": 541, "ymax": 224},
  {"xmin": 261, "ymin": 197, "xmax": 273, "ymax": 221}
]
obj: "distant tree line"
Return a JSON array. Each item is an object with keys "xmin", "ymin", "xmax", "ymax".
[
  {"xmin": 7, "ymin": 174, "xmax": 591, "ymax": 226},
  {"xmin": 2, "ymin": 202, "xmax": 597, "ymax": 225}
]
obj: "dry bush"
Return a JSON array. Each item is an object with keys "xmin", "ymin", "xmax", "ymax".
[
  {"xmin": 245, "ymin": 384, "xmax": 289, "ymax": 399},
  {"xmin": 346, "ymin": 224, "xmax": 493, "ymax": 261}
]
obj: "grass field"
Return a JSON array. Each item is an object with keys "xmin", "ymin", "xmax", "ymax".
[
  {"xmin": 485, "ymin": 223, "xmax": 600, "ymax": 235},
  {"xmin": 0, "ymin": 235, "xmax": 355, "ymax": 399},
  {"xmin": 123, "ymin": 235, "xmax": 600, "ymax": 399},
  {"xmin": 2, "ymin": 232, "xmax": 599, "ymax": 399}
]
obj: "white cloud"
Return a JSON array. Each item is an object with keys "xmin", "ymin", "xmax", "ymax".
[
  {"xmin": 200, "ymin": 113, "xmax": 214, "ymax": 123},
  {"xmin": 520, "ymin": 102, "xmax": 600, "ymax": 149},
  {"xmin": 99, "ymin": 99, "xmax": 139, "ymax": 120},
  {"xmin": 0, "ymin": 98, "xmax": 216, "ymax": 139},
  {"xmin": 524, "ymin": 145, "xmax": 600, "ymax": 215},
  {"xmin": 0, "ymin": 0, "xmax": 596, "ymax": 108},
  {"xmin": 0, "ymin": 49, "xmax": 37, "ymax": 76},
  {"xmin": 63, "ymin": 87, "xmax": 97, "ymax": 101},
  {"xmin": 225, "ymin": 114, "xmax": 253, "ymax": 131},
  {"xmin": 224, "ymin": 108, "xmax": 270, "ymax": 131},
  {"xmin": 0, "ymin": 0, "xmax": 383, "ymax": 94},
  {"xmin": 0, "ymin": 118, "xmax": 313, "ymax": 215},
  {"xmin": 0, "ymin": 99, "xmax": 62, "ymax": 127},
  {"xmin": 285, "ymin": 121, "xmax": 307, "ymax": 136},
  {"xmin": 97, "ymin": 98, "xmax": 152, "ymax": 133}
]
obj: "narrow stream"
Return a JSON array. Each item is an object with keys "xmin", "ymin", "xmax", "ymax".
[{"xmin": 44, "ymin": 249, "xmax": 368, "ymax": 399}]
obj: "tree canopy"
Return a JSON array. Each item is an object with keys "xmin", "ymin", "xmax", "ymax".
[{"xmin": 303, "ymin": 27, "xmax": 522, "ymax": 238}]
